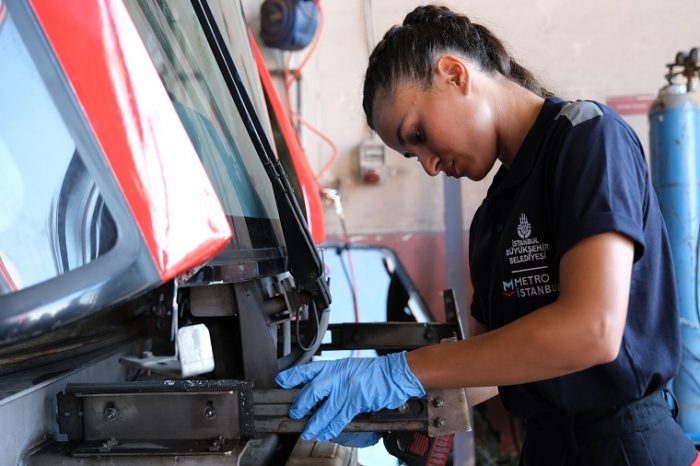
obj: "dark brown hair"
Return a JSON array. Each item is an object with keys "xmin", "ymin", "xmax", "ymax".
[{"xmin": 362, "ymin": 5, "xmax": 553, "ymax": 129}]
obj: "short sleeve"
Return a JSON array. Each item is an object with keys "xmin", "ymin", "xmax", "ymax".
[{"xmin": 549, "ymin": 104, "xmax": 648, "ymax": 262}]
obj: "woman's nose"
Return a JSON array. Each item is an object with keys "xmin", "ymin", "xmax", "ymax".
[{"xmin": 416, "ymin": 151, "xmax": 440, "ymax": 176}]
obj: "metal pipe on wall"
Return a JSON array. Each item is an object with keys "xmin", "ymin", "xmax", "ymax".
[{"xmin": 443, "ymin": 175, "xmax": 475, "ymax": 465}]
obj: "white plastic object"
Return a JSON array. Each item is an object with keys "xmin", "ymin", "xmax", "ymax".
[{"xmin": 177, "ymin": 323, "xmax": 215, "ymax": 377}]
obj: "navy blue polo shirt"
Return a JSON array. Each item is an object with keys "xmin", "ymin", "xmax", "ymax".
[{"xmin": 469, "ymin": 97, "xmax": 682, "ymax": 419}]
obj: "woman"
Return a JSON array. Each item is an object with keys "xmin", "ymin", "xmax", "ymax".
[{"xmin": 276, "ymin": 5, "xmax": 699, "ymax": 464}]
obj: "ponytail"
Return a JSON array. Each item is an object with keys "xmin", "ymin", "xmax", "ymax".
[{"xmin": 363, "ymin": 5, "xmax": 552, "ymax": 129}]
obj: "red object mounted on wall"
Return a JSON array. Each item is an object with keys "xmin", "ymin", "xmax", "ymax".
[{"xmin": 606, "ymin": 94, "xmax": 656, "ymax": 116}]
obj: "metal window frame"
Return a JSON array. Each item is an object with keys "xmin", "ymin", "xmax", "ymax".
[{"xmin": 190, "ymin": 0, "xmax": 330, "ymax": 311}]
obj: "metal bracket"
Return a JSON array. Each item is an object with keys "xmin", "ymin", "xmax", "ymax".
[
  {"xmin": 443, "ymin": 288, "xmax": 466, "ymax": 340},
  {"xmin": 57, "ymin": 380, "xmax": 471, "ymax": 457},
  {"xmin": 426, "ymin": 388, "xmax": 471, "ymax": 437},
  {"xmin": 57, "ymin": 379, "xmax": 254, "ymax": 456},
  {"xmin": 252, "ymin": 388, "xmax": 470, "ymax": 437},
  {"xmin": 252, "ymin": 388, "xmax": 427, "ymax": 434},
  {"xmin": 320, "ymin": 322, "xmax": 459, "ymax": 352}
]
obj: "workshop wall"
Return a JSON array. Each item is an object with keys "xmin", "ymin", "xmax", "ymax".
[{"xmin": 243, "ymin": 0, "xmax": 700, "ymax": 238}]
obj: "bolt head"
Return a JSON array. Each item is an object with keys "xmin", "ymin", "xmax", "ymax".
[
  {"xmin": 203, "ymin": 406, "xmax": 217, "ymax": 420},
  {"xmin": 433, "ymin": 417, "xmax": 447, "ymax": 428},
  {"xmin": 431, "ymin": 397, "xmax": 445, "ymax": 408},
  {"xmin": 103, "ymin": 407, "xmax": 119, "ymax": 422}
]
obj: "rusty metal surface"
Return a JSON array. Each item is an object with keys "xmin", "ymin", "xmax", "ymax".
[
  {"xmin": 253, "ymin": 388, "xmax": 427, "ymax": 433},
  {"xmin": 81, "ymin": 391, "xmax": 240, "ymax": 441},
  {"xmin": 427, "ymin": 388, "xmax": 471, "ymax": 437}
]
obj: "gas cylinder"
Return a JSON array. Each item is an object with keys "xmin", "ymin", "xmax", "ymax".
[{"xmin": 649, "ymin": 47, "xmax": 700, "ymax": 441}]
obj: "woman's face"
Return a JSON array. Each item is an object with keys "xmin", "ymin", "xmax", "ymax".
[{"xmin": 372, "ymin": 59, "xmax": 499, "ymax": 181}]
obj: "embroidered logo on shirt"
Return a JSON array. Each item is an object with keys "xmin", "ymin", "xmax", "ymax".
[
  {"xmin": 503, "ymin": 212, "xmax": 559, "ymax": 298},
  {"xmin": 517, "ymin": 213, "xmax": 532, "ymax": 239}
]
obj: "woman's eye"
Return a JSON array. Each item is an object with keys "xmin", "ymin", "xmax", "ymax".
[{"xmin": 413, "ymin": 129, "xmax": 423, "ymax": 144}]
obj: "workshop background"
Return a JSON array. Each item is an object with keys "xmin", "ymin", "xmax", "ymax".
[
  {"xmin": 241, "ymin": 0, "xmax": 700, "ymax": 465},
  {"xmin": 3, "ymin": 0, "xmax": 700, "ymax": 464},
  {"xmin": 243, "ymin": 0, "xmax": 700, "ymax": 311}
]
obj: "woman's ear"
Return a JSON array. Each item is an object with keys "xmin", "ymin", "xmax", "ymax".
[{"xmin": 436, "ymin": 55, "xmax": 471, "ymax": 95}]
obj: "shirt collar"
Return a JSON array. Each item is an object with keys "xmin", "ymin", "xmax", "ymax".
[{"xmin": 487, "ymin": 96, "xmax": 564, "ymax": 198}]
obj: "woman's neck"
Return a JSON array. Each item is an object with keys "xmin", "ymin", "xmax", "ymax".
[{"xmin": 491, "ymin": 78, "xmax": 546, "ymax": 168}]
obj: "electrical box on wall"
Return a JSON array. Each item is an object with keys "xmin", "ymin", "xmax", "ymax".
[{"xmin": 359, "ymin": 137, "xmax": 385, "ymax": 184}]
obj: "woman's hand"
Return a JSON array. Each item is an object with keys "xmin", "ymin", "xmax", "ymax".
[{"xmin": 275, "ymin": 351, "xmax": 426, "ymax": 443}]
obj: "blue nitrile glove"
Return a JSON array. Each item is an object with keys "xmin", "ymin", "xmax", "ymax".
[{"xmin": 275, "ymin": 351, "xmax": 426, "ymax": 443}]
